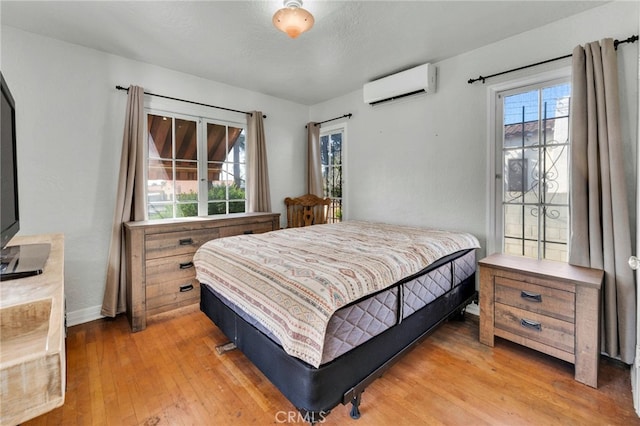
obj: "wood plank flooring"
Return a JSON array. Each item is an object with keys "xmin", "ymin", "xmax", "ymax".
[{"xmin": 23, "ymin": 304, "xmax": 639, "ymax": 425}]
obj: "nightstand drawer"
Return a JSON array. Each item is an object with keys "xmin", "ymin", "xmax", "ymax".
[
  {"xmin": 145, "ymin": 228, "xmax": 220, "ymax": 260},
  {"xmin": 495, "ymin": 276, "xmax": 575, "ymax": 322},
  {"xmin": 495, "ymin": 303, "xmax": 574, "ymax": 354}
]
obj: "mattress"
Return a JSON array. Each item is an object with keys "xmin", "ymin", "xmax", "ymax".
[
  {"xmin": 194, "ymin": 221, "xmax": 480, "ymax": 367},
  {"xmin": 205, "ymin": 248, "xmax": 476, "ymax": 366}
]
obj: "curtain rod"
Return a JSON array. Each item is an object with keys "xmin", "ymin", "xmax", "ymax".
[
  {"xmin": 467, "ymin": 34, "xmax": 638, "ymax": 85},
  {"xmin": 306, "ymin": 113, "xmax": 353, "ymax": 128},
  {"xmin": 115, "ymin": 85, "xmax": 266, "ymax": 118}
]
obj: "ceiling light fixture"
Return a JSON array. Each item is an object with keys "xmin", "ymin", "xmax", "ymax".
[{"xmin": 273, "ymin": 0, "xmax": 314, "ymax": 39}]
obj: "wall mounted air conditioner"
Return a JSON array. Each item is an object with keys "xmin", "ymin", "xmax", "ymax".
[{"xmin": 363, "ymin": 63, "xmax": 436, "ymax": 106}]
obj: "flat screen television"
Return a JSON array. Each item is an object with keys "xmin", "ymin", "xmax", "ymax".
[
  {"xmin": 0, "ymin": 71, "xmax": 50, "ymax": 280},
  {"xmin": 1, "ymin": 70, "xmax": 19, "ymax": 249}
]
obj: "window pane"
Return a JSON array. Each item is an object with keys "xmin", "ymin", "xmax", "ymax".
[
  {"xmin": 543, "ymin": 117, "xmax": 569, "ymax": 145},
  {"xmin": 543, "ymin": 206, "xmax": 568, "ymax": 262},
  {"xmin": 205, "ymin": 123, "xmax": 246, "ymax": 215},
  {"xmin": 543, "ymin": 144, "xmax": 569, "ymax": 203},
  {"xmin": 524, "ymin": 205, "xmax": 539, "ymax": 241},
  {"xmin": 176, "ymin": 201, "xmax": 198, "ymax": 218},
  {"xmin": 147, "ymin": 203, "xmax": 173, "ymax": 220},
  {"xmin": 503, "ymin": 148, "xmax": 539, "ymax": 203},
  {"xmin": 175, "ymin": 160, "xmax": 198, "ymax": 197},
  {"xmin": 229, "ymin": 201, "xmax": 246, "ymax": 213},
  {"xmin": 207, "ymin": 163, "xmax": 224, "ymax": 187},
  {"xmin": 542, "ymin": 85, "xmax": 571, "ymax": 119},
  {"xmin": 223, "ymin": 161, "xmax": 245, "ymax": 190},
  {"xmin": 207, "ymin": 123, "xmax": 225, "ymax": 162},
  {"xmin": 208, "ymin": 201, "xmax": 227, "ymax": 216},
  {"xmin": 503, "ymin": 204, "xmax": 523, "ymax": 239},
  {"xmin": 503, "ymin": 90, "xmax": 539, "ymax": 148},
  {"xmin": 175, "ymin": 119, "xmax": 197, "ymax": 160},
  {"xmin": 229, "ymin": 127, "xmax": 245, "ymax": 163},
  {"xmin": 148, "ymin": 158, "xmax": 172, "ymax": 183},
  {"xmin": 148, "ymin": 114, "xmax": 172, "ymax": 158}
]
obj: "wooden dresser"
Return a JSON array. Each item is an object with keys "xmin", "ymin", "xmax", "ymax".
[
  {"xmin": 124, "ymin": 212, "xmax": 280, "ymax": 332},
  {"xmin": 478, "ymin": 253, "xmax": 603, "ymax": 388}
]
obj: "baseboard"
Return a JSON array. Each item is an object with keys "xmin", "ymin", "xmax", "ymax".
[{"xmin": 66, "ymin": 304, "xmax": 104, "ymax": 327}]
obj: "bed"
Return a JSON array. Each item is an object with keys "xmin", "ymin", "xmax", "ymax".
[{"xmin": 194, "ymin": 221, "xmax": 480, "ymax": 422}]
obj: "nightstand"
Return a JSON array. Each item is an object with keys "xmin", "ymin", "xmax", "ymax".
[{"xmin": 478, "ymin": 253, "xmax": 603, "ymax": 388}]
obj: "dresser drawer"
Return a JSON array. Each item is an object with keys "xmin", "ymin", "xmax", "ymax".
[
  {"xmin": 495, "ymin": 303, "xmax": 574, "ymax": 354},
  {"xmin": 218, "ymin": 221, "xmax": 274, "ymax": 238},
  {"xmin": 146, "ymin": 253, "xmax": 197, "ymax": 285},
  {"xmin": 146, "ymin": 277, "xmax": 200, "ymax": 311},
  {"xmin": 145, "ymin": 228, "xmax": 219, "ymax": 260},
  {"xmin": 495, "ymin": 276, "xmax": 575, "ymax": 322}
]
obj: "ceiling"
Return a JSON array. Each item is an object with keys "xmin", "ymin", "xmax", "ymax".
[{"xmin": 1, "ymin": 1, "xmax": 607, "ymax": 105}]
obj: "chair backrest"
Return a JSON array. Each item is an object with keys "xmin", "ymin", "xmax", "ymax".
[{"xmin": 284, "ymin": 194, "xmax": 332, "ymax": 228}]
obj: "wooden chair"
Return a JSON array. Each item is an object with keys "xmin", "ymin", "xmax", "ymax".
[{"xmin": 284, "ymin": 194, "xmax": 331, "ymax": 228}]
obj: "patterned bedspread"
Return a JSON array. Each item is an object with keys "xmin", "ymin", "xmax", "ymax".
[{"xmin": 194, "ymin": 221, "xmax": 480, "ymax": 367}]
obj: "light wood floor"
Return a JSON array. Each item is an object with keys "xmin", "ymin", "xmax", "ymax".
[{"xmin": 24, "ymin": 304, "xmax": 639, "ymax": 425}]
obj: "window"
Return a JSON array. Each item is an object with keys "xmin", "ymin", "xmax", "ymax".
[
  {"xmin": 494, "ymin": 79, "xmax": 571, "ymax": 261},
  {"xmin": 146, "ymin": 111, "xmax": 246, "ymax": 220},
  {"xmin": 320, "ymin": 125, "xmax": 345, "ymax": 223}
]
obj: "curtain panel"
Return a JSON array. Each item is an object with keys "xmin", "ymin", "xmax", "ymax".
[
  {"xmin": 247, "ymin": 111, "xmax": 271, "ymax": 212},
  {"xmin": 307, "ymin": 122, "xmax": 323, "ymax": 196},
  {"xmin": 101, "ymin": 85, "xmax": 146, "ymax": 317},
  {"xmin": 569, "ymin": 38, "xmax": 636, "ymax": 363}
]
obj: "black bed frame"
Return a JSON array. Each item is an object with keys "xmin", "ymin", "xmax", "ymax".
[{"xmin": 200, "ymin": 254, "xmax": 477, "ymax": 423}]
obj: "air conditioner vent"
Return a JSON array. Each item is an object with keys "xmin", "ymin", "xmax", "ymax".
[{"xmin": 363, "ymin": 63, "xmax": 436, "ymax": 106}]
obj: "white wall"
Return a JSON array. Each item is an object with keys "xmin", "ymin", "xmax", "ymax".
[
  {"xmin": 1, "ymin": 26, "xmax": 308, "ymax": 323},
  {"xmin": 1, "ymin": 1, "xmax": 638, "ymax": 325},
  {"xmin": 310, "ymin": 1, "xmax": 639, "ymax": 259}
]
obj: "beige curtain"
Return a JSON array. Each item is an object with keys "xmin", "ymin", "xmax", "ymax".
[
  {"xmin": 307, "ymin": 122, "xmax": 323, "ymax": 196},
  {"xmin": 569, "ymin": 38, "xmax": 636, "ymax": 364},
  {"xmin": 247, "ymin": 111, "xmax": 271, "ymax": 212},
  {"xmin": 101, "ymin": 86, "xmax": 146, "ymax": 317}
]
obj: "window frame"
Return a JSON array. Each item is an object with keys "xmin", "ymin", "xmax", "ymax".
[
  {"xmin": 144, "ymin": 107, "xmax": 247, "ymax": 220},
  {"xmin": 319, "ymin": 122, "xmax": 347, "ymax": 222},
  {"xmin": 486, "ymin": 67, "xmax": 571, "ymax": 258}
]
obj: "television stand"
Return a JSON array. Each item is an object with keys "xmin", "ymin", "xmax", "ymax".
[{"xmin": 0, "ymin": 243, "xmax": 51, "ymax": 281}]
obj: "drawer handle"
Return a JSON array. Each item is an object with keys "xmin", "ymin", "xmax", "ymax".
[
  {"xmin": 521, "ymin": 291, "xmax": 542, "ymax": 303},
  {"xmin": 179, "ymin": 284, "xmax": 194, "ymax": 292},
  {"xmin": 520, "ymin": 318, "xmax": 542, "ymax": 331},
  {"xmin": 179, "ymin": 261, "xmax": 194, "ymax": 269},
  {"xmin": 243, "ymin": 230, "xmax": 254, "ymax": 234},
  {"xmin": 179, "ymin": 238, "xmax": 194, "ymax": 245}
]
